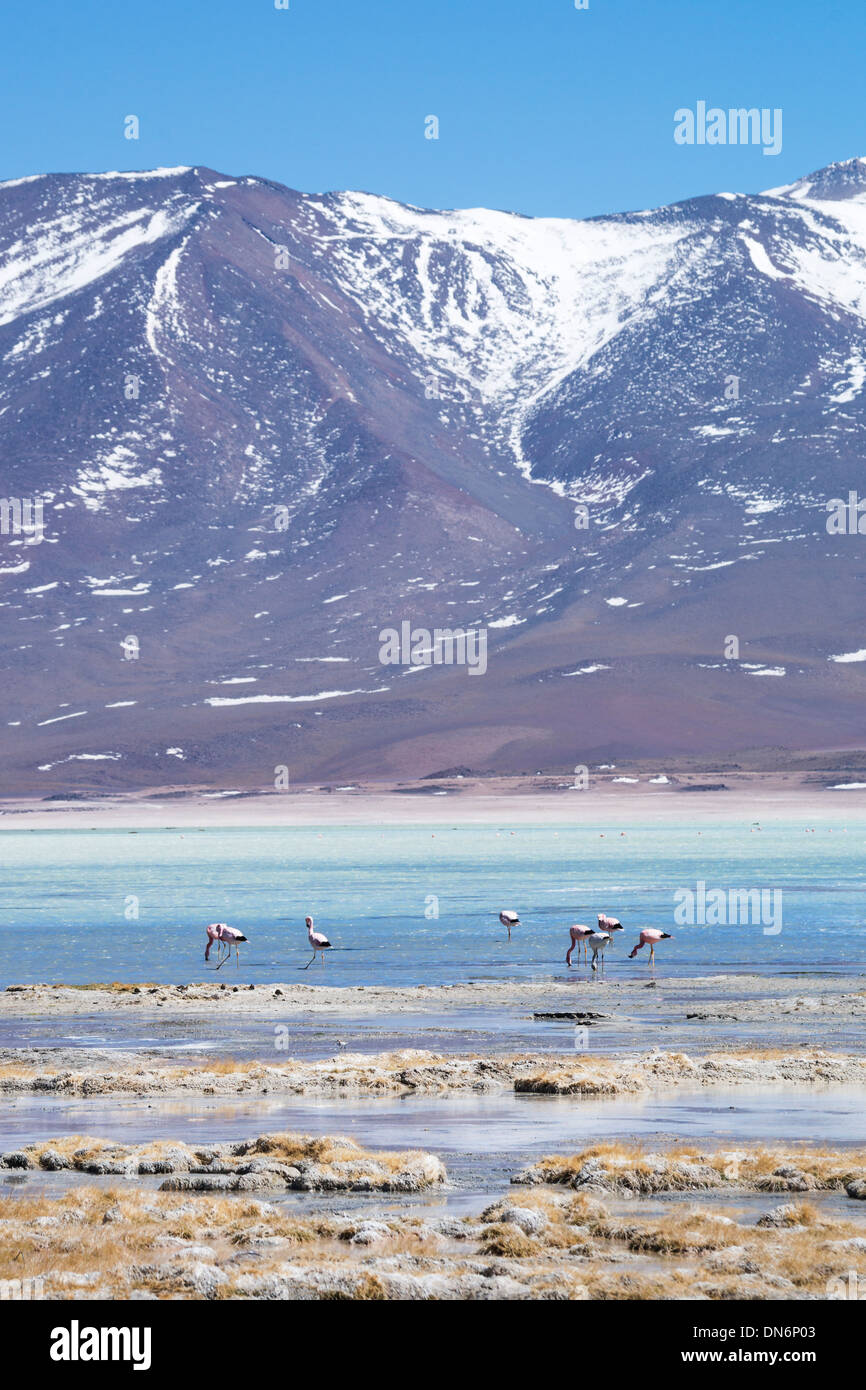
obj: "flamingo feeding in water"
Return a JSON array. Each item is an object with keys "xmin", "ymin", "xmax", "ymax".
[
  {"xmin": 629, "ymin": 929, "xmax": 672, "ymax": 965},
  {"xmin": 204, "ymin": 922, "xmax": 248, "ymax": 969},
  {"xmin": 586, "ymin": 922, "xmax": 623, "ymax": 972},
  {"xmin": 566, "ymin": 924, "xmax": 593, "ymax": 966},
  {"xmin": 304, "ymin": 916, "xmax": 332, "ymax": 968},
  {"xmin": 499, "ymin": 910, "xmax": 520, "ymax": 939}
]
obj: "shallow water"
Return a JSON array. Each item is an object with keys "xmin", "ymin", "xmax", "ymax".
[
  {"xmin": 0, "ymin": 1008, "xmax": 564, "ymax": 1057},
  {"xmin": 3, "ymin": 1085, "xmax": 865, "ymax": 1217},
  {"xmin": 4, "ymin": 1084, "xmax": 865, "ymax": 1154},
  {"xmin": 1, "ymin": 820, "xmax": 865, "ymax": 987},
  {"xmin": 0, "ymin": 1006, "xmax": 646, "ymax": 1060}
]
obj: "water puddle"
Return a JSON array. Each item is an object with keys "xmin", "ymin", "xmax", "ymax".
[
  {"xmin": 3, "ymin": 1083, "xmax": 864, "ymax": 1219},
  {"xmin": 2, "ymin": 1083, "xmax": 864, "ymax": 1157}
]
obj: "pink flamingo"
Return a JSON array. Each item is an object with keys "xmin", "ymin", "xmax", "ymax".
[
  {"xmin": 566, "ymin": 924, "xmax": 593, "ymax": 966},
  {"xmin": 304, "ymin": 916, "xmax": 331, "ymax": 968},
  {"xmin": 629, "ymin": 929, "xmax": 672, "ymax": 965},
  {"xmin": 204, "ymin": 922, "xmax": 248, "ymax": 969},
  {"xmin": 597, "ymin": 913, "xmax": 622, "ymax": 933}
]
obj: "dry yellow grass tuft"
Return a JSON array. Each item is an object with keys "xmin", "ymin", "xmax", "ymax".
[
  {"xmin": 2, "ymin": 1167, "xmax": 865, "ymax": 1300},
  {"xmin": 478, "ymin": 1225, "xmax": 541, "ymax": 1259},
  {"xmin": 202, "ymin": 1060, "xmax": 266, "ymax": 1076},
  {"xmin": 3, "ymin": 1044, "xmax": 866, "ymax": 1106},
  {"xmin": 519, "ymin": 1141, "xmax": 866, "ymax": 1196}
]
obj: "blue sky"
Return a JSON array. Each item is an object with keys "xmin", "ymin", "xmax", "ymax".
[{"xmin": 2, "ymin": 0, "xmax": 864, "ymax": 218}]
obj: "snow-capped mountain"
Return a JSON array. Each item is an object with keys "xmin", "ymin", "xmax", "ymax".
[{"xmin": 1, "ymin": 160, "xmax": 865, "ymax": 793}]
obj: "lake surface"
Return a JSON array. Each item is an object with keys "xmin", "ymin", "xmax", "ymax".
[{"xmin": 1, "ymin": 820, "xmax": 864, "ymax": 986}]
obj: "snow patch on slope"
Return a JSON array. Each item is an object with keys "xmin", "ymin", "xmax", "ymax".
[
  {"xmin": 0, "ymin": 203, "xmax": 199, "ymax": 327},
  {"xmin": 321, "ymin": 191, "xmax": 690, "ymax": 450}
]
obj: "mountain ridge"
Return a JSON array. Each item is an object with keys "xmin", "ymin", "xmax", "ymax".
[{"xmin": 1, "ymin": 158, "xmax": 865, "ymax": 794}]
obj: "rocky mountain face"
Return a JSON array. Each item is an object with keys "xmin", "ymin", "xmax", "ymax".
[{"xmin": 1, "ymin": 159, "xmax": 865, "ymax": 793}]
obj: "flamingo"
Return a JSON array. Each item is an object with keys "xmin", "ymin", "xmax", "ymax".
[
  {"xmin": 597, "ymin": 913, "xmax": 622, "ymax": 933},
  {"xmin": 304, "ymin": 916, "xmax": 331, "ymax": 968},
  {"xmin": 587, "ymin": 922, "xmax": 623, "ymax": 972},
  {"xmin": 566, "ymin": 924, "xmax": 593, "ymax": 966},
  {"xmin": 629, "ymin": 929, "xmax": 672, "ymax": 965},
  {"xmin": 499, "ymin": 910, "xmax": 520, "ymax": 940},
  {"xmin": 204, "ymin": 922, "xmax": 247, "ymax": 969}
]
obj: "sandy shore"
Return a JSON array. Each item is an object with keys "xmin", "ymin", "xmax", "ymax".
[
  {"xmin": 3, "ymin": 973, "xmax": 866, "ymax": 1064},
  {"xmin": 2, "ymin": 770, "xmax": 866, "ymax": 829},
  {"xmin": 4, "ymin": 973, "xmax": 866, "ymax": 1019}
]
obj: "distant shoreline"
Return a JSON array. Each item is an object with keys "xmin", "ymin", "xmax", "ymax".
[{"xmin": 1, "ymin": 771, "xmax": 865, "ymax": 829}]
